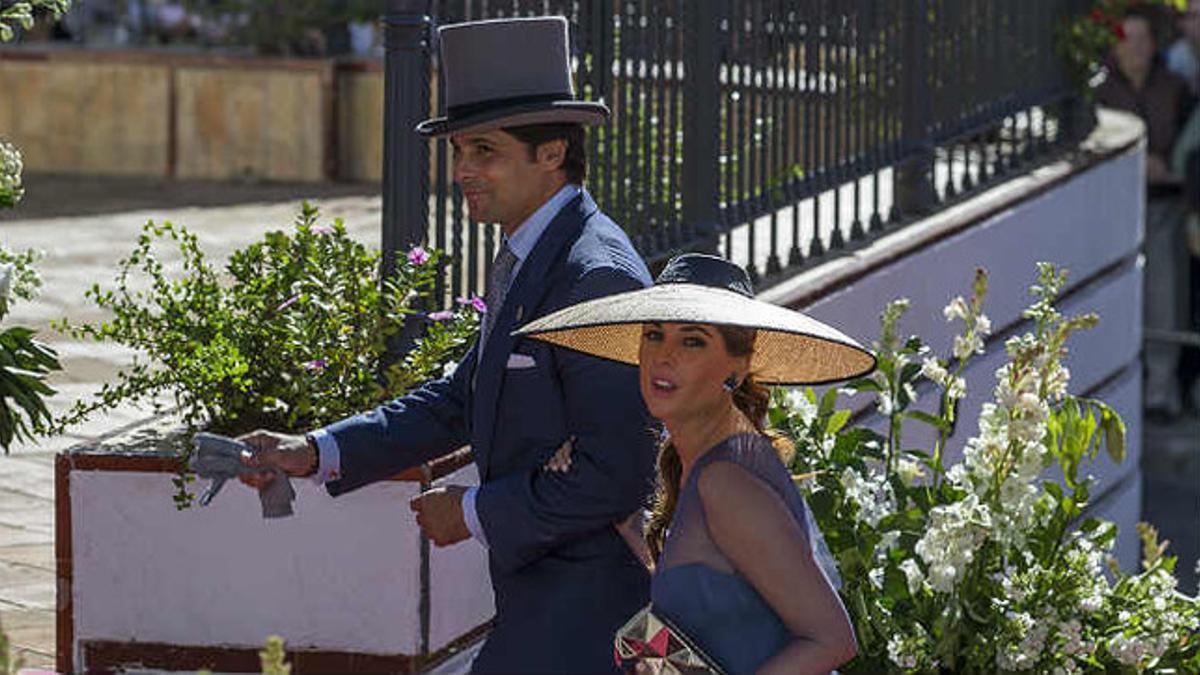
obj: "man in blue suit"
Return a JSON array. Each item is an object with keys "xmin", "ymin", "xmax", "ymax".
[{"xmin": 240, "ymin": 16, "xmax": 656, "ymax": 673}]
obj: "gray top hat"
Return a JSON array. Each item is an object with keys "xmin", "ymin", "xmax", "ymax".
[{"xmin": 416, "ymin": 16, "xmax": 609, "ymax": 137}]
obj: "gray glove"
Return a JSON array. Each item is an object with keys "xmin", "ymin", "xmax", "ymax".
[{"xmin": 190, "ymin": 432, "xmax": 296, "ymax": 519}]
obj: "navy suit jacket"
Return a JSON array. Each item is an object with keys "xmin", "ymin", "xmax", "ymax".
[{"xmin": 321, "ymin": 191, "xmax": 656, "ymax": 673}]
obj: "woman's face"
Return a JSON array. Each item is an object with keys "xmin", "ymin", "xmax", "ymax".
[{"xmin": 638, "ymin": 322, "xmax": 748, "ymax": 424}]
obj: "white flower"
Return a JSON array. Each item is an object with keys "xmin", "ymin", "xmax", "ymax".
[
  {"xmin": 879, "ymin": 530, "xmax": 900, "ymax": 552},
  {"xmin": 947, "ymin": 376, "xmax": 967, "ymax": 400},
  {"xmin": 975, "ymin": 313, "xmax": 992, "ymax": 336},
  {"xmin": 899, "ymin": 558, "xmax": 924, "ymax": 595},
  {"xmin": 818, "ymin": 434, "xmax": 835, "ymax": 459},
  {"xmin": 869, "ymin": 566, "xmax": 885, "ymax": 589},
  {"xmin": 887, "ymin": 635, "xmax": 918, "ymax": 669},
  {"xmin": 896, "ymin": 457, "xmax": 925, "ymax": 486},
  {"xmin": 441, "ymin": 361, "xmax": 458, "ymax": 378},
  {"xmin": 921, "ymin": 356, "xmax": 949, "ymax": 385},
  {"xmin": 877, "ymin": 391, "xmax": 895, "ymax": 416},
  {"xmin": 785, "ymin": 388, "xmax": 818, "ymax": 426},
  {"xmin": 943, "ymin": 296, "xmax": 969, "ymax": 321},
  {"xmin": 1107, "ymin": 633, "xmax": 1148, "ymax": 666},
  {"xmin": 0, "ymin": 263, "xmax": 12, "ymax": 302},
  {"xmin": 839, "ymin": 467, "xmax": 896, "ymax": 527},
  {"xmin": 953, "ymin": 333, "xmax": 984, "ymax": 360}
]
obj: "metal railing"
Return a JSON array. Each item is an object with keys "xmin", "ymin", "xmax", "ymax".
[{"xmin": 381, "ymin": 0, "xmax": 1095, "ymax": 301}]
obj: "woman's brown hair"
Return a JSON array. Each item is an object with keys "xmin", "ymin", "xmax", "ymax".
[{"xmin": 643, "ymin": 325, "xmax": 793, "ymax": 563}]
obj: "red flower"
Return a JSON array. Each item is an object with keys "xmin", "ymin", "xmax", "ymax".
[
  {"xmin": 1090, "ymin": 8, "xmax": 1105, "ymax": 22},
  {"xmin": 1112, "ymin": 20, "xmax": 1126, "ymax": 41}
]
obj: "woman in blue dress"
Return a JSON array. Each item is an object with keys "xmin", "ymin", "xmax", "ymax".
[{"xmin": 517, "ymin": 253, "xmax": 875, "ymax": 674}]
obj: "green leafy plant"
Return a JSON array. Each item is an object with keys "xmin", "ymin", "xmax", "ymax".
[
  {"xmin": 259, "ymin": 635, "xmax": 291, "ymax": 675},
  {"xmin": 773, "ymin": 263, "xmax": 1199, "ymax": 672},
  {"xmin": 0, "ymin": 147, "xmax": 62, "ymax": 457},
  {"xmin": 56, "ymin": 202, "xmax": 480, "ymax": 437},
  {"xmin": 0, "ymin": 0, "xmax": 70, "ymax": 42},
  {"xmin": 54, "ymin": 203, "xmax": 480, "ymax": 507},
  {"xmin": 0, "ymin": 615, "xmax": 22, "ymax": 675}
]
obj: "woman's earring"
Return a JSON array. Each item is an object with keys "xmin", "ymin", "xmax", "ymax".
[{"xmin": 722, "ymin": 373, "xmax": 740, "ymax": 392}]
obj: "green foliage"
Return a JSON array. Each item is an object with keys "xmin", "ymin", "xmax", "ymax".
[
  {"xmin": 55, "ymin": 202, "xmax": 480, "ymax": 439},
  {"xmin": 259, "ymin": 635, "xmax": 291, "ymax": 675},
  {"xmin": 0, "ymin": 0, "xmax": 70, "ymax": 42},
  {"xmin": 0, "ymin": 616, "xmax": 22, "ymax": 675},
  {"xmin": 0, "ymin": 248, "xmax": 60, "ymax": 454},
  {"xmin": 776, "ymin": 264, "xmax": 1199, "ymax": 673}
]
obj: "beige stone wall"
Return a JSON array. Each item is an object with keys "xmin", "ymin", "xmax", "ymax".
[
  {"xmin": 0, "ymin": 50, "xmax": 343, "ymax": 183},
  {"xmin": 336, "ymin": 68, "xmax": 383, "ymax": 183},
  {"xmin": 175, "ymin": 64, "xmax": 332, "ymax": 182},
  {"xmin": 0, "ymin": 58, "xmax": 170, "ymax": 175}
]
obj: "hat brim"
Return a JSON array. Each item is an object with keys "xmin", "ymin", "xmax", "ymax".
[
  {"xmin": 416, "ymin": 100, "xmax": 609, "ymax": 137},
  {"xmin": 514, "ymin": 284, "xmax": 877, "ymax": 385}
]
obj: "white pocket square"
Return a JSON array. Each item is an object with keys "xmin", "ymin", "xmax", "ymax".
[{"xmin": 506, "ymin": 353, "xmax": 537, "ymax": 369}]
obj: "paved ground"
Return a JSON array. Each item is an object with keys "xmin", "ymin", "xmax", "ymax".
[{"xmin": 0, "ymin": 174, "xmax": 1197, "ymax": 669}]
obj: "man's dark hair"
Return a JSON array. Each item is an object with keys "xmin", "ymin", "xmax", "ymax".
[
  {"xmin": 503, "ymin": 123, "xmax": 588, "ymax": 184},
  {"xmin": 1124, "ymin": 5, "xmax": 1160, "ymax": 39}
]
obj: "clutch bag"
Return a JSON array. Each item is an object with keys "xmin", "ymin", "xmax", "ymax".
[{"xmin": 614, "ymin": 605, "xmax": 726, "ymax": 674}]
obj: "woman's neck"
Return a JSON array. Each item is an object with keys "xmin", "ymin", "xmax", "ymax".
[{"xmin": 666, "ymin": 403, "xmax": 756, "ymax": 484}]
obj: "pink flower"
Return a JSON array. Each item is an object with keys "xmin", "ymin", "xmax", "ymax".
[
  {"xmin": 407, "ymin": 246, "xmax": 431, "ymax": 266},
  {"xmin": 311, "ymin": 225, "xmax": 335, "ymax": 235},
  {"xmin": 457, "ymin": 295, "xmax": 487, "ymax": 314},
  {"xmin": 428, "ymin": 310, "xmax": 455, "ymax": 321},
  {"xmin": 302, "ymin": 359, "xmax": 326, "ymax": 371},
  {"xmin": 276, "ymin": 295, "xmax": 300, "ymax": 312}
]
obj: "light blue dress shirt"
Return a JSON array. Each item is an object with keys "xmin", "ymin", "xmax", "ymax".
[{"xmin": 310, "ymin": 183, "xmax": 583, "ymax": 548}]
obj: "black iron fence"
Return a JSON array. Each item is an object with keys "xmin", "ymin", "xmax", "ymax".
[{"xmin": 381, "ymin": 0, "xmax": 1095, "ymax": 301}]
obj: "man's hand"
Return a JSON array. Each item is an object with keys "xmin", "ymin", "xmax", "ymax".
[
  {"xmin": 410, "ymin": 485, "xmax": 471, "ymax": 547},
  {"xmin": 237, "ymin": 429, "xmax": 316, "ymax": 489}
]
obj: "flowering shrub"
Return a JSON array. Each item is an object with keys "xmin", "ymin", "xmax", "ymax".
[
  {"xmin": 774, "ymin": 264, "xmax": 1200, "ymax": 672},
  {"xmin": 0, "ymin": 141, "xmax": 61, "ymax": 456},
  {"xmin": 1058, "ymin": 0, "xmax": 1187, "ymax": 88},
  {"xmin": 0, "ymin": 0, "xmax": 70, "ymax": 42},
  {"xmin": 55, "ymin": 202, "xmax": 480, "ymax": 438},
  {"xmin": 0, "ymin": 140, "xmax": 22, "ymax": 209}
]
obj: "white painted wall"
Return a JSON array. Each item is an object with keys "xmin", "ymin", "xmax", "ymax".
[
  {"xmin": 70, "ymin": 464, "xmax": 491, "ymax": 670},
  {"xmin": 777, "ymin": 124, "xmax": 1146, "ymax": 567}
]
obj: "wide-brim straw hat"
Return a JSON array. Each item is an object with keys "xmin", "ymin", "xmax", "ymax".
[
  {"xmin": 514, "ymin": 254, "xmax": 876, "ymax": 385},
  {"xmin": 416, "ymin": 16, "xmax": 609, "ymax": 137}
]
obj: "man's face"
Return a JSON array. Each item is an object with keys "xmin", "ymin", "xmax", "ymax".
[
  {"xmin": 450, "ymin": 129, "xmax": 558, "ymax": 230},
  {"xmin": 1116, "ymin": 16, "xmax": 1156, "ymax": 75}
]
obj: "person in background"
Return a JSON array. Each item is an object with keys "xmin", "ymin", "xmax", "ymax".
[
  {"xmin": 1171, "ymin": 105, "xmax": 1200, "ymax": 416},
  {"xmin": 1097, "ymin": 6, "xmax": 1197, "ymax": 421},
  {"xmin": 1167, "ymin": 0, "xmax": 1200, "ymax": 94}
]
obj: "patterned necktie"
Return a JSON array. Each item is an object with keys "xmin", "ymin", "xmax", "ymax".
[{"xmin": 480, "ymin": 241, "xmax": 519, "ymax": 353}]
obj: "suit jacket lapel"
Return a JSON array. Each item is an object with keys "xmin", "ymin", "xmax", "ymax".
[{"xmin": 472, "ymin": 191, "xmax": 597, "ymax": 479}]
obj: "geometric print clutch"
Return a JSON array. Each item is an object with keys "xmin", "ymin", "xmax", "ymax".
[{"xmin": 614, "ymin": 605, "xmax": 727, "ymax": 674}]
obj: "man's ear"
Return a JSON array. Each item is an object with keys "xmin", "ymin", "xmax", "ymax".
[{"xmin": 536, "ymin": 138, "xmax": 568, "ymax": 172}]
